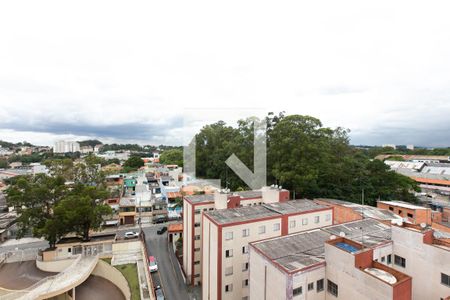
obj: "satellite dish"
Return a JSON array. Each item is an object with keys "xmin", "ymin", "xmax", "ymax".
[
  {"xmin": 339, "ymin": 232, "xmax": 346, "ymax": 237},
  {"xmin": 420, "ymin": 223, "xmax": 427, "ymax": 229},
  {"xmin": 330, "ymin": 235, "xmax": 337, "ymax": 240}
]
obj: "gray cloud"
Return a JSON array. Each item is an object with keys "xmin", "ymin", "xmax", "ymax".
[{"xmin": 0, "ymin": 118, "xmax": 184, "ymax": 143}]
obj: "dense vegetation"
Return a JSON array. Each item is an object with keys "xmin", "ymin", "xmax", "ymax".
[
  {"xmin": 159, "ymin": 148, "xmax": 183, "ymax": 167},
  {"xmin": 5, "ymin": 158, "xmax": 112, "ymax": 248},
  {"xmin": 194, "ymin": 113, "xmax": 419, "ymax": 205}
]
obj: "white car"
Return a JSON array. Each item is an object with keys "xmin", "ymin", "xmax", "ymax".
[
  {"xmin": 149, "ymin": 256, "xmax": 158, "ymax": 272},
  {"xmin": 124, "ymin": 231, "xmax": 139, "ymax": 239}
]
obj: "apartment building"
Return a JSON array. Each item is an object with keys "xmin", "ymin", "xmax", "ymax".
[
  {"xmin": 249, "ymin": 219, "xmax": 450, "ymax": 300},
  {"xmin": 183, "ymin": 187, "xmax": 290, "ymax": 286},
  {"xmin": 53, "ymin": 140, "xmax": 80, "ymax": 153},
  {"xmin": 377, "ymin": 200, "xmax": 431, "ymax": 224},
  {"xmin": 202, "ymin": 199, "xmax": 333, "ymax": 300},
  {"xmin": 390, "ymin": 224, "xmax": 450, "ymax": 299}
]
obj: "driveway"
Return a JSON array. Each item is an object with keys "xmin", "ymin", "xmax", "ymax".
[{"xmin": 143, "ymin": 226, "xmax": 190, "ymax": 300}]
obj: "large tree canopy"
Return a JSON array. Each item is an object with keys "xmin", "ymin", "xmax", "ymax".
[
  {"xmin": 193, "ymin": 113, "xmax": 419, "ymax": 204},
  {"xmin": 6, "ymin": 173, "xmax": 112, "ymax": 248}
]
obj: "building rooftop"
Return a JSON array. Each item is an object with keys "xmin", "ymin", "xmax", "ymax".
[
  {"xmin": 206, "ymin": 205, "xmax": 279, "ymax": 225},
  {"xmin": 119, "ymin": 197, "xmax": 136, "ymax": 207},
  {"xmin": 205, "ymin": 199, "xmax": 331, "ymax": 225},
  {"xmin": 184, "ymin": 194, "xmax": 215, "ymax": 204},
  {"xmin": 378, "ymin": 200, "xmax": 427, "ymax": 210},
  {"xmin": 251, "ymin": 219, "xmax": 392, "ymax": 273},
  {"xmin": 232, "ymin": 190, "xmax": 262, "ymax": 199},
  {"xmin": 263, "ymin": 199, "xmax": 328, "ymax": 214},
  {"xmin": 315, "ymin": 198, "xmax": 402, "ymax": 221}
]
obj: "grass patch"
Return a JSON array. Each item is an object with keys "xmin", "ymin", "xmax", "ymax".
[
  {"xmin": 101, "ymin": 257, "xmax": 112, "ymax": 264},
  {"xmin": 114, "ymin": 263, "xmax": 141, "ymax": 300}
]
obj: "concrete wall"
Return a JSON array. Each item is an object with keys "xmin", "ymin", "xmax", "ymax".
[
  {"xmin": 287, "ymin": 210, "xmax": 332, "ymax": 234},
  {"xmin": 391, "ymin": 226, "xmax": 450, "ymax": 300},
  {"xmin": 92, "ymin": 260, "xmax": 131, "ymax": 300},
  {"xmin": 324, "ymin": 243, "xmax": 394, "ymax": 300},
  {"xmin": 36, "ymin": 257, "xmax": 76, "ymax": 272},
  {"xmin": 202, "ymin": 216, "xmax": 219, "ymax": 300},
  {"xmin": 248, "ymin": 246, "xmax": 288, "ymax": 300}
]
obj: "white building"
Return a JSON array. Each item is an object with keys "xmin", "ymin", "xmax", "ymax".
[{"xmin": 54, "ymin": 141, "xmax": 80, "ymax": 153}]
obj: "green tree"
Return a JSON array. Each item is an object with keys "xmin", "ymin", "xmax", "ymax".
[
  {"xmin": 160, "ymin": 148, "xmax": 184, "ymax": 167},
  {"xmin": 6, "ymin": 174, "xmax": 67, "ymax": 248},
  {"xmin": 123, "ymin": 156, "xmax": 144, "ymax": 172},
  {"xmin": 54, "ymin": 185, "xmax": 112, "ymax": 241}
]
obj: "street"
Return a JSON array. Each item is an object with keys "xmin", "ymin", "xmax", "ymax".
[{"xmin": 143, "ymin": 225, "xmax": 190, "ymax": 300}]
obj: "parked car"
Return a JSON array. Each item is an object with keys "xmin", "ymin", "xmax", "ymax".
[
  {"xmin": 152, "ymin": 216, "xmax": 168, "ymax": 224},
  {"xmin": 148, "ymin": 256, "xmax": 158, "ymax": 272},
  {"xmin": 155, "ymin": 286, "xmax": 165, "ymax": 300},
  {"xmin": 124, "ymin": 231, "xmax": 139, "ymax": 239},
  {"xmin": 157, "ymin": 227, "xmax": 167, "ymax": 235}
]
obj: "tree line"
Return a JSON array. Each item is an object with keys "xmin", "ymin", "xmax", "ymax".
[{"xmin": 193, "ymin": 113, "xmax": 419, "ymax": 205}]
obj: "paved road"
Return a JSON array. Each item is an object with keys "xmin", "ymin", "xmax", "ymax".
[
  {"xmin": 143, "ymin": 226, "xmax": 189, "ymax": 300},
  {"xmin": 0, "ymin": 241, "xmax": 49, "ymax": 254}
]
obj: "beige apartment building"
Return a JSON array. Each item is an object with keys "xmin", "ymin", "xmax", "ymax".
[
  {"xmin": 183, "ymin": 187, "xmax": 290, "ymax": 286},
  {"xmin": 249, "ymin": 218, "xmax": 450, "ymax": 300},
  {"xmin": 202, "ymin": 199, "xmax": 333, "ymax": 300}
]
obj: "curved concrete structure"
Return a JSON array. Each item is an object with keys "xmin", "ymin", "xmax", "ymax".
[
  {"xmin": 0, "ymin": 261, "xmax": 56, "ymax": 290},
  {"xmin": 76, "ymin": 275, "xmax": 125, "ymax": 300},
  {"xmin": 2, "ymin": 255, "xmax": 98, "ymax": 300}
]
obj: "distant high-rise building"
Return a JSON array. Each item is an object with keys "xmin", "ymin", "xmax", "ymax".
[{"xmin": 53, "ymin": 141, "xmax": 80, "ymax": 153}]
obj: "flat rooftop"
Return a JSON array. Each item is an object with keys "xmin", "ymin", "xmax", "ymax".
[
  {"xmin": 316, "ymin": 198, "xmax": 402, "ymax": 221},
  {"xmin": 233, "ymin": 190, "xmax": 262, "ymax": 199},
  {"xmin": 184, "ymin": 194, "xmax": 215, "ymax": 204},
  {"xmin": 378, "ymin": 200, "xmax": 427, "ymax": 210},
  {"xmin": 206, "ymin": 205, "xmax": 279, "ymax": 225},
  {"xmin": 251, "ymin": 219, "xmax": 392, "ymax": 272},
  {"xmin": 205, "ymin": 199, "xmax": 330, "ymax": 225},
  {"xmin": 264, "ymin": 199, "xmax": 328, "ymax": 214}
]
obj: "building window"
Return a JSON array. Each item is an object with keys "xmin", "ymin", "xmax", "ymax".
[
  {"xmin": 394, "ymin": 255, "xmax": 406, "ymax": 268},
  {"xmin": 194, "ymin": 274, "xmax": 200, "ymax": 278},
  {"xmin": 242, "ymin": 279, "xmax": 249, "ymax": 287},
  {"xmin": 242, "ymin": 297, "xmax": 248, "ymax": 300},
  {"xmin": 325, "ymin": 214, "xmax": 331, "ymax": 221},
  {"xmin": 441, "ymin": 273, "xmax": 450, "ymax": 287},
  {"xmin": 317, "ymin": 279, "xmax": 324, "ymax": 292},
  {"xmin": 225, "ymin": 266, "xmax": 233, "ymax": 276},
  {"xmin": 194, "ymin": 222, "xmax": 201, "ymax": 227},
  {"xmin": 194, "ymin": 261, "xmax": 200, "ymax": 265},
  {"xmin": 225, "ymin": 284, "xmax": 233, "ymax": 292},
  {"xmin": 387, "ymin": 254, "xmax": 392, "ymax": 264},
  {"xmin": 194, "ymin": 247, "xmax": 200, "ymax": 252},
  {"xmin": 225, "ymin": 249, "xmax": 233, "ymax": 258},
  {"xmin": 225, "ymin": 232, "xmax": 233, "ymax": 240},
  {"xmin": 293, "ymin": 286, "xmax": 302, "ymax": 296},
  {"xmin": 258, "ymin": 225, "xmax": 266, "ymax": 234},
  {"xmin": 314, "ymin": 216, "xmax": 320, "ymax": 223},
  {"xmin": 389, "ymin": 206, "xmax": 393, "ymax": 211},
  {"xmin": 327, "ymin": 280, "xmax": 338, "ymax": 297},
  {"xmin": 242, "ymin": 262, "xmax": 249, "ymax": 271},
  {"xmin": 407, "ymin": 213, "xmax": 413, "ymax": 218},
  {"xmin": 194, "ymin": 235, "xmax": 201, "ymax": 240},
  {"xmin": 242, "ymin": 229, "xmax": 250, "ymax": 237},
  {"xmin": 273, "ymin": 223, "xmax": 280, "ymax": 231},
  {"xmin": 242, "ymin": 246, "xmax": 248, "ymax": 254},
  {"xmin": 398, "ymin": 210, "xmax": 403, "ymax": 215},
  {"xmin": 308, "ymin": 282, "xmax": 314, "ymax": 291},
  {"xmin": 302, "ymin": 218, "xmax": 308, "ymax": 225},
  {"xmin": 209, "ymin": 208, "xmax": 214, "ymax": 211},
  {"xmin": 195, "ymin": 209, "xmax": 201, "ymax": 214},
  {"xmin": 381, "ymin": 256, "xmax": 385, "ymax": 263},
  {"xmin": 290, "ymin": 220, "xmax": 296, "ymax": 228}
]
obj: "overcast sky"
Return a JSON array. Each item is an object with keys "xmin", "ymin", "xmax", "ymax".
[{"xmin": 1, "ymin": 1, "xmax": 449, "ymax": 147}]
